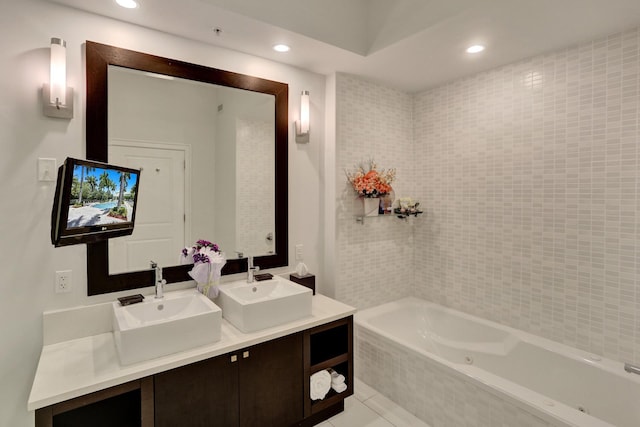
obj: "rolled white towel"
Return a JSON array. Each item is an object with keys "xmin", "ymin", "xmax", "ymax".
[
  {"xmin": 328, "ymin": 368, "xmax": 345, "ymax": 385},
  {"xmin": 310, "ymin": 370, "xmax": 332, "ymax": 400},
  {"xmin": 330, "ymin": 372, "xmax": 345, "ymax": 385},
  {"xmin": 332, "ymin": 382, "xmax": 347, "ymax": 393}
]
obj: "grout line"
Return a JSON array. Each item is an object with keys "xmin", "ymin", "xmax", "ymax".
[
  {"xmin": 356, "ymin": 386, "xmax": 401, "ymax": 426},
  {"xmin": 358, "ymin": 389, "xmax": 431, "ymax": 427},
  {"xmin": 327, "ymin": 380, "xmax": 427, "ymax": 427},
  {"xmin": 360, "ymin": 397, "xmax": 394, "ymax": 425}
]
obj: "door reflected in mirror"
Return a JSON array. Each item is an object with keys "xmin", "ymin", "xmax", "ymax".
[{"xmin": 107, "ymin": 66, "xmax": 276, "ymax": 275}]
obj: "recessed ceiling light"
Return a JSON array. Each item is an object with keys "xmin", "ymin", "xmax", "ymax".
[
  {"xmin": 466, "ymin": 45, "xmax": 485, "ymax": 54},
  {"xmin": 116, "ymin": 0, "xmax": 138, "ymax": 9},
  {"xmin": 273, "ymin": 44, "xmax": 290, "ymax": 53}
]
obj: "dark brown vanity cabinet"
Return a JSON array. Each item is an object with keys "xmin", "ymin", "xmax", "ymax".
[
  {"xmin": 154, "ymin": 352, "xmax": 239, "ymax": 426},
  {"xmin": 155, "ymin": 332, "xmax": 303, "ymax": 427},
  {"xmin": 34, "ymin": 317, "xmax": 353, "ymax": 427}
]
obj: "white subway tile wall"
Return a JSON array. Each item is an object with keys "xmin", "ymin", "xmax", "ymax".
[
  {"xmin": 335, "ymin": 73, "xmax": 416, "ymax": 310},
  {"xmin": 414, "ymin": 27, "xmax": 640, "ymax": 364}
]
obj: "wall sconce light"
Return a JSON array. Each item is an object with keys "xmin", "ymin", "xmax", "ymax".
[
  {"xmin": 43, "ymin": 38, "xmax": 73, "ymax": 119},
  {"xmin": 295, "ymin": 90, "xmax": 310, "ymax": 143}
]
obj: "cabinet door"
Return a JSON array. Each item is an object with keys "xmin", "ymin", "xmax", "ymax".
[
  {"xmin": 155, "ymin": 353, "xmax": 239, "ymax": 427},
  {"xmin": 239, "ymin": 333, "xmax": 303, "ymax": 427}
]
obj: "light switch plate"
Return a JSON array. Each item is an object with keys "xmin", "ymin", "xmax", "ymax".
[{"xmin": 38, "ymin": 158, "xmax": 57, "ymax": 182}]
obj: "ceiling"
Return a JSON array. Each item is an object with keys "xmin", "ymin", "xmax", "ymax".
[{"xmin": 49, "ymin": 0, "xmax": 640, "ymax": 92}]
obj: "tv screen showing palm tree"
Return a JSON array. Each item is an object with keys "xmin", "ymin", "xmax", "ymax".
[
  {"xmin": 51, "ymin": 157, "xmax": 141, "ymax": 247},
  {"xmin": 67, "ymin": 164, "xmax": 138, "ymax": 228}
]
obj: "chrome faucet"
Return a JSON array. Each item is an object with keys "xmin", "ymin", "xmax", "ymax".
[
  {"xmin": 247, "ymin": 256, "xmax": 260, "ymax": 283},
  {"xmin": 150, "ymin": 260, "xmax": 166, "ymax": 299}
]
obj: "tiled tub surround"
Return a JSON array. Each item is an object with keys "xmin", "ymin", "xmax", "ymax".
[
  {"xmin": 28, "ymin": 291, "xmax": 355, "ymax": 410},
  {"xmin": 335, "ymin": 73, "xmax": 416, "ymax": 311},
  {"xmin": 355, "ymin": 298, "xmax": 640, "ymax": 427},
  {"xmin": 413, "ymin": 27, "xmax": 640, "ymax": 365}
]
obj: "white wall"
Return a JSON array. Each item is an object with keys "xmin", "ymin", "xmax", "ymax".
[{"xmin": 0, "ymin": 1, "xmax": 325, "ymax": 426}]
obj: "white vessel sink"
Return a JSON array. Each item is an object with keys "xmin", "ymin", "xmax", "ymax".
[
  {"xmin": 113, "ymin": 289, "xmax": 221, "ymax": 365},
  {"xmin": 217, "ymin": 277, "xmax": 312, "ymax": 333}
]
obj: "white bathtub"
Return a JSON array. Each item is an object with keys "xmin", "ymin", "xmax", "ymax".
[{"xmin": 355, "ymin": 297, "xmax": 640, "ymax": 427}]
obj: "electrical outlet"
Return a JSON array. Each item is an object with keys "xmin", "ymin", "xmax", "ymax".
[
  {"xmin": 55, "ymin": 270, "xmax": 72, "ymax": 293},
  {"xmin": 295, "ymin": 244, "xmax": 303, "ymax": 261}
]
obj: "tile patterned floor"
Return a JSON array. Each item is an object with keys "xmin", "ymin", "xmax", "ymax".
[{"xmin": 316, "ymin": 378, "xmax": 431, "ymax": 427}]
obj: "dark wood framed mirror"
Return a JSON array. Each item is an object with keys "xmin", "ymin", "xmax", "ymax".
[{"xmin": 85, "ymin": 41, "xmax": 288, "ymax": 296}]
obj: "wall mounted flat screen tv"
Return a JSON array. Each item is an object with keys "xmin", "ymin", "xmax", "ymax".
[{"xmin": 51, "ymin": 157, "xmax": 141, "ymax": 247}]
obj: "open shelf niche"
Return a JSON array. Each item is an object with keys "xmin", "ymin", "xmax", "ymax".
[{"xmin": 303, "ymin": 316, "xmax": 354, "ymax": 417}]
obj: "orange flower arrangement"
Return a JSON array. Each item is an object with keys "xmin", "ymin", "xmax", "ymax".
[{"xmin": 346, "ymin": 160, "xmax": 396, "ymax": 198}]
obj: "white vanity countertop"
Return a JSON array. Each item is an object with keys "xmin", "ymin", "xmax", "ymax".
[{"xmin": 28, "ymin": 293, "xmax": 356, "ymax": 411}]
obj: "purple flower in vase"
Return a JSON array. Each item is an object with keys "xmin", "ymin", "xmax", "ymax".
[
  {"xmin": 180, "ymin": 239, "xmax": 227, "ymax": 299},
  {"xmin": 195, "ymin": 239, "xmax": 220, "ymax": 252},
  {"xmin": 193, "ymin": 253, "xmax": 210, "ymax": 264}
]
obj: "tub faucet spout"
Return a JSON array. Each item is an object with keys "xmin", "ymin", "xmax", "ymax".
[{"xmin": 624, "ymin": 363, "xmax": 640, "ymax": 375}]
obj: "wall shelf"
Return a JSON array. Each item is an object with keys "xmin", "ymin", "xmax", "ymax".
[
  {"xmin": 355, "ymin": 211, "xmax": 423, "ymax": 224},
  {"xmin": 310, "ymin": 354, "xmax": 349, "ymax": 374}
]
